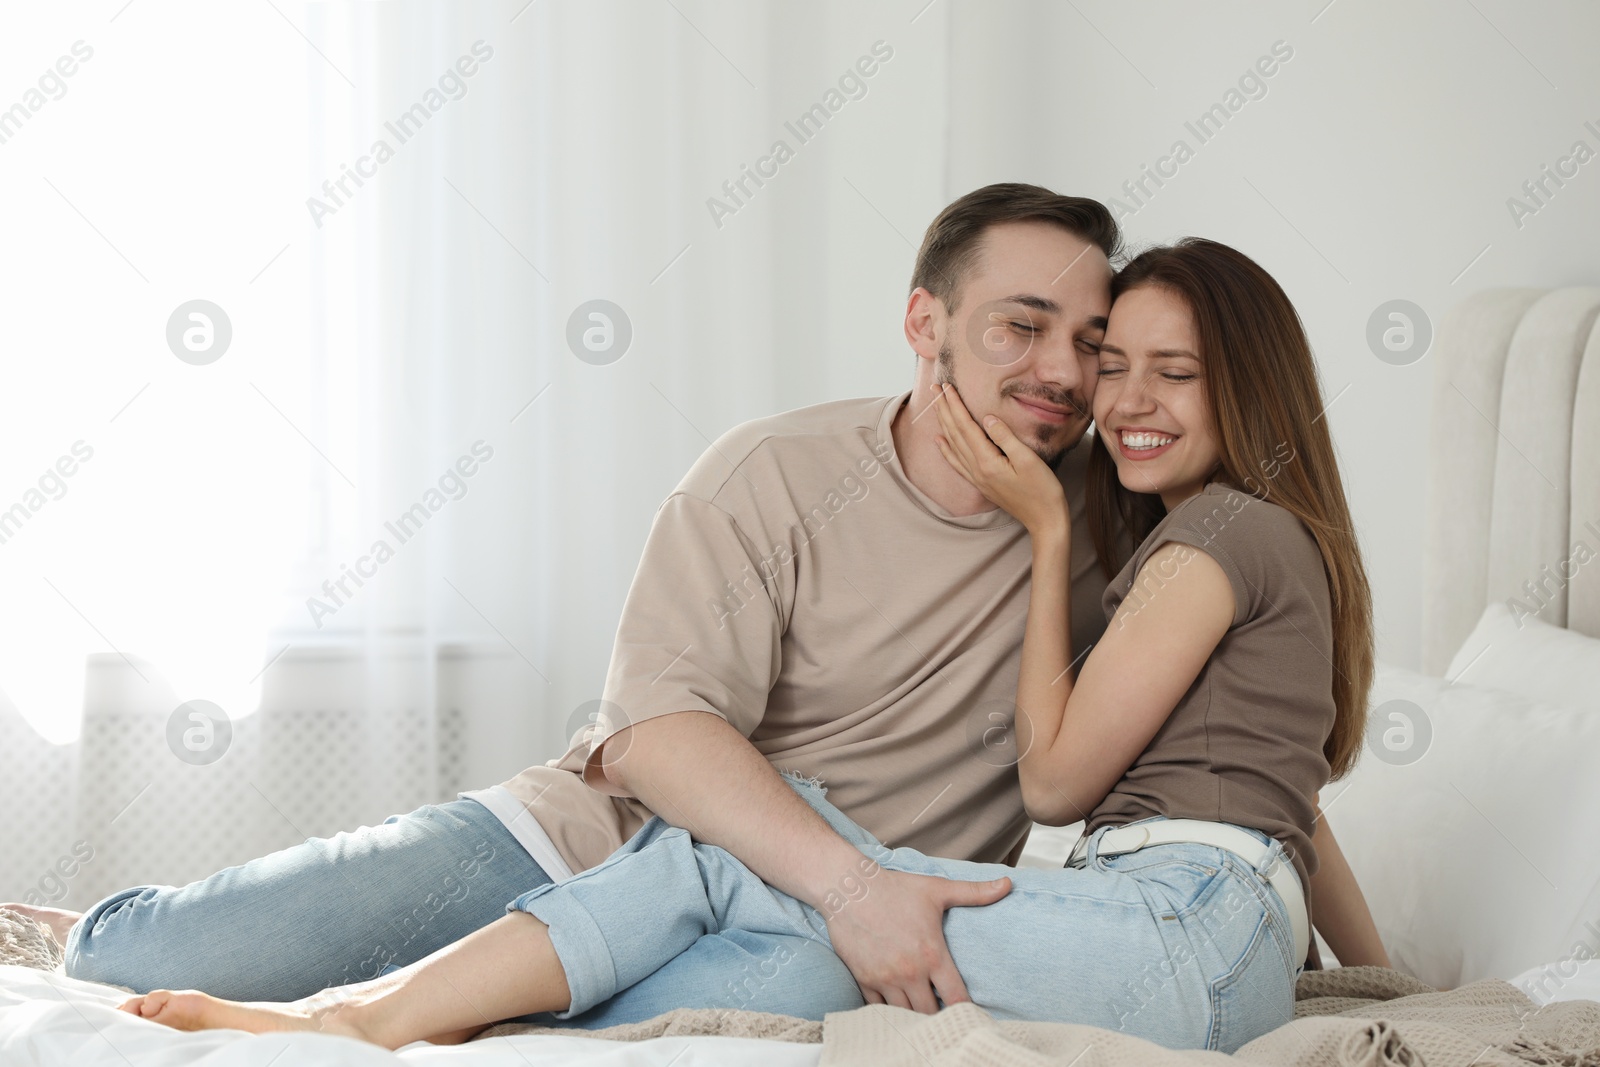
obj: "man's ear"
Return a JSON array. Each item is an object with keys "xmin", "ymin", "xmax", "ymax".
[{"xmin": 903, "ymin": 287, "xmax": 942, "ymax": 360}]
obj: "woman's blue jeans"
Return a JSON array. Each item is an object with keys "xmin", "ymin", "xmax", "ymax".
[{"xmin": 513, "ymin": 775, "xmax": 1302, "ymax": 1052}]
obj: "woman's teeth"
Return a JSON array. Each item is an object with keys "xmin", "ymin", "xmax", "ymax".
[{"xmin": 1119, "ymin": 431, "xmax": 1175, "ymax": 451}]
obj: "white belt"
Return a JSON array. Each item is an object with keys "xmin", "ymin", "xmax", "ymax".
[{"xmin": 1068, "ymin": 819, "xmax": 1310, "ymax": 968}]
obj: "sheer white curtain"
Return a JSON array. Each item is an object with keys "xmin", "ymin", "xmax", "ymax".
[{"xmin": 1, "ymin": 0, "xmax": 950, "ymax": 907}]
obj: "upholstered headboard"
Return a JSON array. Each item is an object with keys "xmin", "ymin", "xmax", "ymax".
[{"xmin": 1422, "ymin": 287, "xmax": 1600, "ymax": 673}]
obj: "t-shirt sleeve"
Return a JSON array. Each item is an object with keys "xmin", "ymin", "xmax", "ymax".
[
  {"xmin": 1138, "ymin": 492, "xmax": 1316, "ymax": 629},
  {"xmin": 571, "ymin": 492, "xmax": 783, "ymax": 775}
]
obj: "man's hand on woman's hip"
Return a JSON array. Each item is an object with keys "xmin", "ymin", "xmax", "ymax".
[
  {"xmin": 824, "ymin": 866, "xmax": 1011, "ymax": 1014},
  {"xmin": 593, "ymin": 710, "xmax": 1011, "ymax": 1014}
]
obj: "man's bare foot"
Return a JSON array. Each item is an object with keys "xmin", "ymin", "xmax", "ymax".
[
  {"xmin": 118, "ymin": 988, "xmax": 382, "ymax": 1046},
  {"xmin": 0, "ymin": 903, "xmax": 81, "ymax": 945}
]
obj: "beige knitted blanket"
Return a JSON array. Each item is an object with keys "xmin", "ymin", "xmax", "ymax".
[
  {"xmin": 5, "ymin": 909, "xmax": 1596, "ymax": 1064},
  {"xmin": 480, "ymin": 967, "xmax": 1600, "ymax": 1065},
  {"xmin": 814, "ymin": 969, "xmax": 1600, "ymax": 1066},
  {"xmin": 0, "ymin": 909, "xmax": 63, "ymax": 972}
]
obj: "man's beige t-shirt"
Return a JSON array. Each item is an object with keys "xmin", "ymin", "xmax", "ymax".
[{"xmin": 495, "ymin": 390, "xmax": 1108, "ymax": 875}]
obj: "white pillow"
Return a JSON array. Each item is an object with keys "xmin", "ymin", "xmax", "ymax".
[
  {"xmin": 1322, "ymin": 663, "xmax": 1600, "ymax": 989},
  {"xmin": 1512, "ymin": 958, "xmax": 1600, "ymax": 1005},
  {"xmin": 1447, "ymin": 602, "xmax": 1600, "ymax": 712}
]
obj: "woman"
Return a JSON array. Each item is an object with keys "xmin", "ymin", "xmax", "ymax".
[{"xmin": 119, "ymin": 239, "xmax": 1384, "ymax": 1052}]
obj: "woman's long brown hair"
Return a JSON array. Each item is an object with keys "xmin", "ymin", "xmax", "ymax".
[{"xmin": 1086, "ymin": 238, "xmax": 1373, "ymax": 779}]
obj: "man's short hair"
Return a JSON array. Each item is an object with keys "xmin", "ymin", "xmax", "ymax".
[{"xmin": 910, "ymin": 183, "xmax": 1120, "ymax": 316}]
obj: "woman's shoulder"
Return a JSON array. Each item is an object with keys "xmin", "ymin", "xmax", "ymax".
[
  {"xmin": 1115, "ymin": 485, "xmax": 1324, "ymax": 631},
  {"xmin": 1165, "ymin": 483, "xmax": 1311, "ymax": 542},
  {"xmin": 1153, "ymin": 484, "xmax": 1323, "ymax": 585}
]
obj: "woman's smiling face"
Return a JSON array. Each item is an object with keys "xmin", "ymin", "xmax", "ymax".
[{"xmin": 1093, "ymin": 284, "xmax": 1222, "ymax": 510}]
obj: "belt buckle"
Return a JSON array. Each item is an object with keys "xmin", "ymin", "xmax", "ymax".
[
  {"xmin": 1067, "ymin": 834, "xmax": 1089, "ymax": 867},
  {"xmin": 1070, "ymin": 823, "xmax": 1154, "ymax": 867},
  {"xmin": 1090, "ymin": 823, "xmax": 1152, "ymax": 862},
  {"xmin": 1105, "ymin": 824, "xmax": 1150, "ymax": 857}
]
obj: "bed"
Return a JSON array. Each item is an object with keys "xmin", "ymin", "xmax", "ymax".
[
  {"xmin": 1321, "ymin": 284, "xmax": 1600, "ymax": 995},
  {"xmin": 4, "ymin": 285, "xmax": 1599, "ymax": 1064}
]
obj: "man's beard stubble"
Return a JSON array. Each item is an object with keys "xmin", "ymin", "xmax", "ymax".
[{"xmin": 936, "ymin": 341, "xmax": 1084, "ymax": 468}]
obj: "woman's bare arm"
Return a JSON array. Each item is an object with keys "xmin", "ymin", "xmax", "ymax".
[
  {"xmin": 930, "ymin": 386, "xmax": 1232, "ymax": 826},
  {"xmin": 1307, "ymin": 806, "xmax": 1391, "ymax": 968},
  {"xmin": 1018, "ymin": 541, "xmax": 1234, "ymax": 823}
]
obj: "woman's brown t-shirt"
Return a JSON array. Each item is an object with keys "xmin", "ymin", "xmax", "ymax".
[{"xmin": 1088, "ymin": 482, "xmax": 1336, "ymax": 960}]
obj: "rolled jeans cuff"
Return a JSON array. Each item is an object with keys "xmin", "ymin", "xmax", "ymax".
[{"xmin": 507, "ymin": 883, "xmax": 616, "ymax": 1018}]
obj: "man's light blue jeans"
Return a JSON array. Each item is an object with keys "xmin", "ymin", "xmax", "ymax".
[
  {"xmin": 61, "ymin": 795, "xmax": 862, "ymax": 1027},
  {"xmin": 513, "ymin": 775, "xmax": 1303, "ymax": 1052},
  {"xmin": 64, "ymin": 798, "xmax": 554, "ymax": 1002}
]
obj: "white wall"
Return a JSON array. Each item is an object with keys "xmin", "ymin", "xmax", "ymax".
[
  {"xmin": 942, "ymin": 0, "xmax": 1600, "ymax": 666},
  {"xmin": 4, "ymin": 0, "xmax": 1596, "ymax": 837}
]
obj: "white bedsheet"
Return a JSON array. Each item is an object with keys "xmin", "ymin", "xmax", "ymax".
[
  {"xmin": 0, "ymin": 966, "xmax": 823, "ymax": 1067},
  {"xmin": 10, "ymin": 959, "xmax": 1595, "ymax": 1065}
]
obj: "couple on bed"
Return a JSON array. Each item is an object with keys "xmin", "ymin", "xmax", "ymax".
[{"xmin": 16, "ymin": 183, "xmax": 1391, "ymax": 1053}]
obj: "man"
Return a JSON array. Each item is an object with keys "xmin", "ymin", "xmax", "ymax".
[{"xmin": 29, "ymin": 183, "xmax": 1121, "ymax": 1018}]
